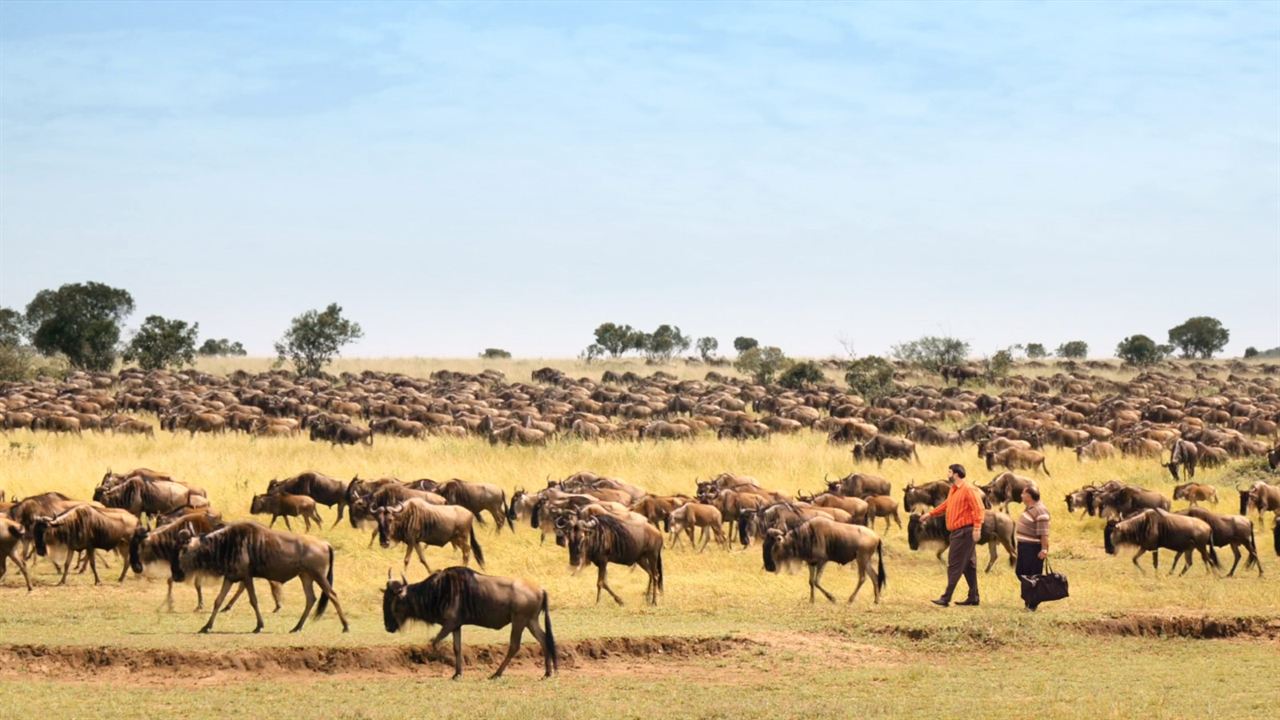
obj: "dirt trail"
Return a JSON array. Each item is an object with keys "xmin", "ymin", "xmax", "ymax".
[{"xmin": 1077, "ymin": 614, "xmax": 1280, "ymax": 639}]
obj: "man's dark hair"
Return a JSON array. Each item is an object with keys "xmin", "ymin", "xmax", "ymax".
[
  {"xmin": 948, "ymin": 463, "xmax": 966, "ymax": 479},
  {"xmin": 1025, "ymin": 486, "xmax": 1041, "ymax": 501}
]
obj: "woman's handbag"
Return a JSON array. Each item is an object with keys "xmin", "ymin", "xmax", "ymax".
[{"xmin": 1019, "ymin": 557, "xmax": 1069, "ymax": 609}]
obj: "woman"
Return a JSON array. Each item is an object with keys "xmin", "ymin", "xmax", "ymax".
[{"xmin": 1015, "ymin": 485, "xmax": 1050, "ymax": 610}]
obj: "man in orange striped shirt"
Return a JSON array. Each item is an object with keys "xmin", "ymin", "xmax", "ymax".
[{"xmin": 927, "ymin": 463, "xmax": 984, "ymax": 607}]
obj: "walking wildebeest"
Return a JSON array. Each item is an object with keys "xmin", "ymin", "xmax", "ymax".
[
  {"xmin": 250, "ymin": 493, "xmax": 324, "ymax": 532},
  {"xmin": 1176, "ymin": 507, "xmax": 1261, "ymax": 577},
  {"xmin": 984, "ymin": 448, "xmax": 1051, "ymax": 476},
  {"xmin": 0, "ymin": 518, "xmax": 32, "ymax": 591},
  {"xmin": 437, "ymin": 479, "xmax": 509, "ymax": 532},
  {"xmin": 852, "ymin": 435, "xmax": 920, "ymax": 467},
  {"xmin": 903, "ymin": 481, "xmax": 949, "ymax": 512},
  {"xmin": 907, "ymin": 510, "xmax": 1017, "ymax": 572},
  {"xmin": 978, "ymin": 472, "xmax": 1037, "ymax": 513},
  {"xmin": 175, "ymin": 522, "xmax": 350, "ymax": 634},
  {"xmin": 33, "ymin": 504, "xmax": 139, "ymax": 585},
  {"xmin": 383, "ymin": 567, "xmax": 557, "ymax": 679},
  {"xmin": 565, "ymin": 514, "xmax": 664, "ymax": 605},
  {"xmin": 1172, "ymin": 483, "xmax": 1218, "ymax": 508},
  {"xmin": 1104, "ymin": 509, "xmax": 1219, "ymax": 575},
  {"xmin": 374, "ymin": 499, "xmax": 485, "ymax": 572},
  {"xmin": 267, "ymin": 472, "xmax": 348, "ymax": 527},
  {"xmin": 762, "ymin": 517, "xmax": 885, "ymax": 604}
]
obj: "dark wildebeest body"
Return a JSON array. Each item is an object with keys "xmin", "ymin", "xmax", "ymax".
[
  {"xmin": 907, "ymin": 510, "xmax": 1017, "ymax": 572},
  {"xmin": 1104, "ymin": 509, "xmax": 1219, "ymax": 575},
  {"xmin": 267, "ymin": 472, "xmax": 348, "ymax": 527},
  {"xmin": 978, "ymin": 472, "xmax": 1038, "ymax": 513},
  {"xmin": 762, "ymin": 517, "xmax": 885, "ymax": 604},
  {"xmin": 903, "ymin": 481, "xmax": 949, "ymax": 512},
  {"xmin": 1095, "ymin": 485, "xmax": 1170, "ymax": 519},
  {"xmin": 33, "ymin": 505, "xmax": 139, "ymax": 585},
  {"xmin": 984, "ymin": 448, "xmax": 1050, "ymax": 476},
  {"xmin": 566, "ymin": 514, "xmax": 664, "ymax": 605},
  {"xmin": 853, "ymin": 436, "xmax": 920, "ymax": 467},
  {"xmin": 374, "ymin": 499, "xmax": 485, "ymax": 571},
  {"xmin": 94, "ymin": 477, "xmax": 208, "ymax": 523},
  {"xmin": 0, "ymin": 518, "xmax": 32, "ymax": 590},
  {"xmin": 250, "ymin": 493, "xmax": 324, "ymax": 532},
  {"xmin": 1165, "ymin": 440, "xmax": 1200, "ymax": 480},
  {"xmin": 438, "ymin": 479, "xmax": 509, "ymax": 532},
  {"xmin": 383, "ymin": 567, "xmax": 556, "ymax": 679},
  {"xmin": 826, "ymin": 472, "xmax": 892, "ymax": 498},
  {"xmin": 176, "ymin": 522, "xmax": 350, "ymax": 634},
  {"xmin": 1176, "ymin": 507, "xmax": 1261, "ymax": 577}
]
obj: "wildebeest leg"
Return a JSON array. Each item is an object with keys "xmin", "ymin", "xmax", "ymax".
[
  {"xmin": 291, "ymin": 577, "xmax": 317, "ymax": 633},
  {"xmin": 1179, "ymin": 550, "xmax": 1195, "ymax": 577},
  {"xmin": 269, "ymin": 515, "xmax": 278, "ymax": 528},
  {"xmin": 311, "ymin": 570, "xmax": 350, "ymax": 632},
  {"xmin": 117, "ymin": 551, "xmax": 130, "ymax": 582},
  {"xmin": 223, "ymin": 583, "xmax": 246, "ymax": 611},
  {"xmin": 368, "ymin": 529, "xmax": 378, "ymax": 548},
  {"xmin": 331, "ymin": 503, "xmax": 345, "ymax": 529},
  {"xmin": 6, "ymin": 551, "xmax": 31, "ymax": 592},
  {"xmin": 452, "ymin": 629, "xmax": 464, "ymax": 680},
  {"xmin": 302, "ymin": 514, "xmax": 311, "ymax": 532},
  {"xmin": 490, "ymin": 622, "xmax": 525, "ymax": 679},
  {"xmin": 596, "ymin": 564, "xmax": 623, "ymax": 605},
  {"xmin": 58, "ymin": 546, "xmax": 74, "ymax": 585},
  {"xmin": 984, "ymin": 541, "xmax": 998, "ymax": 573},
  {"xmin": 1168, "ymin": 551, "xmax": 1182, "ymax": 575},
  {"xmin": 243, "ymin": 579, "xmax": 265, "ymax": 633},
  {"xmin": 811, "ymin": 562, "xmax": 835, "ymax": 603},
  {"xmin": 195, "ymin": 578, "xmax": 205, "ymax": 611},
  {"xmin": 269, "ymin": 581, "xmax": 283, "ymax": 612},
  {"xmin": 199, "ymin": 578, "xmax": 235, "ymax": 633},
  {"xmin": 935, "ymin": 547, "xmax": 945, "ymax": 564},
  {"xmin": 1130, "ymin": 548, "xmax": 1147, "ymax": 572},
  {"xmin": 848, "ymin": 558, "xmax": 868, "ymax": 604},
  {"xmin": 698, "ymin": 526, "xmax": 712, "ymax": 553},
  {"xmin": 414, "ymin": 543, "xmax": 431, "ymax": 572},
  {"xmin": 1227, "ymin": 545, "xmax": 1241, "ymax": 577},
  {"xmin": 282, "ymin": 516, "xmax": 293, "ymax": 532},
  {"xmin": 685, "ymin": 525, "xmax": 695, "ymax": 549}
]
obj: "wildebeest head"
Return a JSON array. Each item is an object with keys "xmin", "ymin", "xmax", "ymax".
[
  {"xmin": 383, "ymin": 571, "xmax": 410, "ymax": 633},
  {"xmin": 374, "ymin": 503, "xmax": 403, "ymax": 549},
  {"xmin": 31, "ymin": 515, "xmax": 53, "ymax": 556},
  {"xmin": 1172, "ymin": 483, "xmax": 1189, "ymax": 500},
  {"xmin": 348, "ymin": 495, "xmax": 371, "ymax": 529},
  {"xmin": 737, "ymin": 509, "xmax": 759, "ymax": 547},
  {"xmin": 507, "ymin": 489, "xmax": 525, "ymax": 524},
  {"xmin": 1237, "ymin": 486, "xmax": 1251, "ymax": 516},
  {"xmin": 1103, "ymin": 518, "xmax": 1118, "ymax": 555},
  {"xmin": 128, "ymin": 526, "xmax": 149, "ymax": 574},
  {"xmin": 907, "ymin": 512, "xmax": 924, "ymax": 550},
  {"xmin": 761, "ymin": 528, "xmax": 785, "ymax": 572},
  {"xmin": 173, "ymin": 528, "xmax": 199, "ymax": 582},
  {"xmin": 565, "ymin": 517, "xmax": 593, "ymax": 567},
  {"xmin": 1165, "ymin": 463, "xmax": 1182, "ymax": 482},
  {"xmin": 852, "ymin": 444, "xmax": 865, "ymax": 462},
  {"xmin": 249, "ymin": 494, "xmax": 268, "ymax": 515}
]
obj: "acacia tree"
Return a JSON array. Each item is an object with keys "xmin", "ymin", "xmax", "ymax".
[
  {"xmin": 1024, "ymin": 343, "xmax": 1046, "ymax": 359},
  {"xmin": 275, "ymin": 303, "xmax": 363, "ymax": 377},
  {"xmin": 1056, "ymin": 340, "xmax": 1088, "ymax": 359},
  {"xmin": 198, "ymin": 338, "xmax": 247, "ymax": 356},
  {"xmin": 592, "ymin": 323, "xmax": 637, "ymax": 358},
  {"xmin": 1115, "ymin": 334, "xmax": 1168, "ymax": 366},
  {"xmin": 735, "ymin": 346, "xmax": 789, "ymax": 384},
  {"xmin": 1167, "ymin": 316, "xmax": 1229, "ymax": 359},
  {"xmin": 640, "ymin": 324, "xmax": 690, "ymax": 362},
  {"xmin": 844, "ymin": 356, "xmax": 896, "ymax": 401},
  {"xmin": 124, "ymin": 315, "xmax": 199, "ymax": 370},
  {"xmin": 890, "ymin": 335, "xmax": 969, "ymax": 372},
  {"xmin": 25, "ymin": 282, "xmax": 135, "ymax": 371},
  {"xmin": 695, "ymin": 336, "xmax": 719, "ymax": 362},
  {"xmin": 733, "ymin": 336, "xmax": 759, "ymax": 355},
  {"xmin": 778, "ymin": 360, "xmax": 825, "ymax": 389}
]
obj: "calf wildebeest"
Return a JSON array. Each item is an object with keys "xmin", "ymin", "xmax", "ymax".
[
  {"xmin": 902, "ymin": 481, "xmax": 949, "ymax": 512},
  {"xmin": 437, "ymin": 479, "xmax": 509, "ymax": 532},
  {"xmin": 629, "ymin": 494, "xmax": 689, "ymax": 530},
  {"xmin": 250, "ymin": 493, "xmax": 324, "ymax": 532},
  {"xmin": 907, "ymin": 510, "xmax": 1017, "ymax": 572},
  {"xmin": 383, "ymin": 567, "xmax": 557, "ymax": 680},
  {"xmin": 979, "ymin": 472, "xmax": 1038, "ymax": 513},
  {"xmin": 853, "ymin": 435, "xmax": 920, "ymax": 467},
  {"xmin": 374, "ymin": 499, "xmax": 485, "ymax": 571},
  {"xmin": 984, "ymin": 448, "xmax": 1050, "ymax": 476},
  {"xmin": 1075, "ymin": 440, "xmax": 1118, "ymax": 463},
  {"xmin": 864, "ymin": 495, "xmax": 902, "ymax": 533},
  {"xmin": 1104, "ymin": 509, "xmax": 1219, "ymax": 575},
  {"xmin": 33, "ymin": 504, "xmax": 139, "ymax": 585},
  {"xmin": 1176, "ymin": 507, "xmax": 1261, "ymax": 577},
  {"xmin": 1172, "ymin": 483, "xmax": 1218, "ymax": 508},
  {"xmin": 667, "ymin": 502, "xmax": 727, "ymax": 551},
  {"xmin": 763, "ymin": 517, "xmax": 885, "ymax": 604},
  {"xmin": 565, "ymin": 514, "xmax": 664, "ymax": 605},
  {"xmin": 175, "ymin": 521, "xmax": 350, "ymax": 634},
  {"xmin": 0, "ymin": 518, "xmax": 32, "ymax": 591},
  {"xmin": 267, "ymin": 472, "xmax": 348, "ymax": 527}
]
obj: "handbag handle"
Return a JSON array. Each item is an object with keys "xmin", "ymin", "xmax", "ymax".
[{"xmin": 1043, "ymin": 557, "xmax": 1053, "ymax": 574}]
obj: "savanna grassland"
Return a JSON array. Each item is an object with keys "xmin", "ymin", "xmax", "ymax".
[{"xmin": 0, "ymin": 360, "xmax": 1277, "ymax": 720}]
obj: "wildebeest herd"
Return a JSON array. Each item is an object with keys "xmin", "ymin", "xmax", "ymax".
[{"xmin": 2, "ymin": 360, "xmax": 1280, "ymax": 678}]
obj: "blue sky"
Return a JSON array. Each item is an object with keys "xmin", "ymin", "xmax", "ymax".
[{"xmin": 1, "ymin": 1, "xmax": 1276, "ymax": 358}]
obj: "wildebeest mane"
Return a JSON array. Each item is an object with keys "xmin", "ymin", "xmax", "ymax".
[
  {"xmin": 188, "ymin": 522, "xmax": 271, "ymax": 576},
  {"xmin": 587, "ymin": 514, "xmax": 640, "ymax": 562},
  {"xmin": 392, "ymin": 566, "xmax": 484, "ymax": 630}
]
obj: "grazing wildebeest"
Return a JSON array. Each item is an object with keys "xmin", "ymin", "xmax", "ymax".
[
  {"xmin": 1164, "ymin": 440, "xmax": 1200, "ymax": 480},
  {"xmin": 565, "ymin": 514, "xmax": 664, "ymax": 605},
  {"xmin": 33, "ymin": 505, "xmax": 139, "ymax": 585},
  {"xmin": 1172, "ymin": 483, "xmax": 1218, "ymax": 508},
  {"xmin": 853, "ymin": 435, "xmax": 920, "ymax": 467},
  {"xmin": 1176, "ymin": 507, "xmax": 1261, "ymax": 577},
  {"xmin": 903, "ymin": 481, "xmax": 950, "ymax": 512},
  {"xmin": 175, "ymin": 522, "xmax": 350, "ymax": 634},
  {"xmin": 1104, "ymin": 509, "xmax": 1219, "ymax": 575},
  {"xmin": 984, "ymin": 448, "xmax": 1050, "ymax": 476},
  {"xmin": 437, "ymin": 479, "xmax": 509, "ymax": 532},
  {"xmin": 374, "ymin": 499, "xmax": 485, "ymax": 572},
  {"xmin": 1075, "ymin": 440, "xmax": 1118, "ymax": 463},
  {"xmin": 906, "ymin": 510, "xmax": 1017, "ymax": 572},
  {"xmin": 267, "ymin": 472, "xmax": 348, "ymax": 527},
  {"xmin": 250, "ymin": 493, "xmax": 324, "ymax": 532},
  {"xmin": 383, "ymin": 567, "xmax": 557, "ymax": 680},
  {"xmin": 762, "ymin": 517, "xmax": 885, "ymax": 604},
  {"xmin": 0, "ymin": 518, "xmax": 32, "ymax": 591}
]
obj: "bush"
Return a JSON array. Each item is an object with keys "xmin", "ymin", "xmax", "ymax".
[
  {"xmin": 1243, "ymin": 347, "xmax": 1259, "ymax": 358},
  {"xmin": 1115, "ymin": 334, "xmax": 1167, "ymax": 366},
  {"xmin": 985, "ymin": 349, "xmax": 1014, "ymax": 381},
  {"xmin": 844, "ymin": 356, "xmax": 896, "ymax": 401},
  {"xmin": 592, "ymin": 323, "xmax": 642, "ymax": 358},
  {"xmin": 479, "ymin": 348, "xmax": 512, "ymax": 359},
  {"xmin": 1167, "ymin": 316, "xmax": 1229, "ymax": 359},
  {"xmin": 778, "ymin": 360, "xmax": 825, "ymax": 389},
  {"xmin": 1024, "ymin": 343, "xmax": 1046, "ymax": 359},
  {"xmin": 1056, "ymin": 340, "xmax": 1088, "ymax": 359},
  {"xmin": 124, "ymin": 315, "xmax": 199, "ymax": 371},
  {"xmin": 890, "ymin": 336, "xmax": 969, "ymax": 372},
  {"xmin": 734, "ymin": 346, "xmax": 788, "ymax": 384},
  {"xmin": 733, "ymin": 336, "xmax": 759, "ymax": 355},
  {"xmin": 198, "ymin": 338, "xmax": 247, "ymax": 356},
  {"xmin": 274, "ymin": 303, "xmax": 363, "ymax": 377}
]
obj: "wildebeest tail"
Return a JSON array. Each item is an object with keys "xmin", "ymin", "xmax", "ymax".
[
  {"xmin": 316, "ymin": 545, "xmax": 334, "ymax": 617},
  {"xmin": 1041, "ymin": 459, "xmax": 1051, "ymax": 477},
  {"xmin": 876, "ymin": 538, "xmax": 886, "ymax": 590},
  {"xmin": 542, "ymin": 590, "xmax": 558, "ymax": 672},
  {"xmin": 470, "ymin": 524, "xmax": 486, "ymax": 568},
  {"xmin": 655, "ymin": 547, "xmax": 664, "ymax": 592},
  {"xmin": 1206, "ymin": 533, "xmax": 1220, "ymax": 568},
  {"xmin": 1273, "ymin": 517, "xmax": 1279, "ymax": 557}
]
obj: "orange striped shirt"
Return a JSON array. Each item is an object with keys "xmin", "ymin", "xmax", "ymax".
[{"xmin": 926, "ymin": 480, "xmax": 984, "ymax": 531}]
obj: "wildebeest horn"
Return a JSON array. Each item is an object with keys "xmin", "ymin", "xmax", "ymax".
[
  {"xmin": 400, "ymin": 573, "xmax": 407, "ymax": 585},
  {"xmin": 387, "ymin": 568, "xmax": 393, "ymax": 583}
]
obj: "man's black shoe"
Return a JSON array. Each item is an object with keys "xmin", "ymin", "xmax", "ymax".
[
  {"xmin": 956, "ymin": 599, "xmax": 980, "ymax": 607},
  {"xmin": 931, "ymin": 598, "xmax": 949, "ymax": 607}
]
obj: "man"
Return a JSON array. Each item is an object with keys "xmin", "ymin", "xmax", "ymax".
[
  {"xmin": 1016, "ymin": 485, "xmax": 1051, "ymax": 610},
  {"xmin": 927, "ymin": 463, "xmax": 984, "ymax": 607}
]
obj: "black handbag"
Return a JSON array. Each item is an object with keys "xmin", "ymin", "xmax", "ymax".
[{"xmin": 1019, "ymin": 558, "xmax": 1069, "ymax": 609}]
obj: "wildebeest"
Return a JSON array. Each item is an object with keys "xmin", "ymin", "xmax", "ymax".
[
  {"xmin": 864, "ymin": 495, "xmax": 902, "ymax": 533},
  {"xmin": 853, "ymin": 435, "xmax": 920, "ymax": 467},
  {"xmin": 902, "ymin": 481, "xmax": 949, "ymax": 512},
  {"xmin": 250, "ymin": 493, "xmax": 324, "ymax": 532},
  {"xmin": 907, "ymin": 510, "xmax": 1017, "ymax": 572},
  {"xmin": 0, "ymin": 517, "xmax": 32, "ymax": 591},
  {"xmin": 1104, "ymin": 509, "xmax": 1219, "ymax": 575},
  {"xmin": 762, "ymin": 517, "xmax": 885, "ymax": 604},
  {"xmin": 1075, "ymin": 440, "xmax": 1118, "ymax": 463},
  {"xmin": 978, "ymin": 472, "xmax": 1038, "ymax": 513},
  {"xmin": 93, "ymin": 476, "xmax": 208, "ymax": 523},
  {"xmin": 1176, "ymin": 507, "xmax": 1261, "ymax": 577},
  {"xmin": 437, "ymin": 479, "xmax": 509, "ymax": 532},
  {"xmin": 798, "ymin": 492, "xmax": 870, "ymax": 526},
  {"xmin": 374, "ymin": 499, "xmax": 485, "ymax": 571},
  {"xmin": 826, "ymin": 472, "xmax": 892, "ymax": 498},
  {"xmin": 565, "ymin": 514, "xmax": 664, "ymax": 605},
  {"xmin": 1172, "ymin": 483, "xmax": 1218, "ymax": 508},
  {"xmin": 383, "ymin": 566, "xmax": 557, "ymax": 679},
  {"xmin": 176, "ymin": 521, "xmax": 350, "ymax": 634},
  {"xmin": 1240, "ymin": 481, "xmax": 1280, "ymax": 518},
  {"xmin": 984, "ymin": 448, "xmax": 1050, "ymax": 476},
  {"xmin": 1164, "ymin": 439, "xmax": 1200, "ymax": 480},
  {"xmin": 1093, "ymin": 484, "xmax": 1170, "ymax": 519},
  {"xmin": 267, "ymin": 472, "xmax": 348, "ymax": 527},
  {"xmin": 33, "ymin": 504, "xmax": 139, "ymax": 585},
  {"xmin": 667, "ymin": 502, "xmax": 727, "ymax": 551}
]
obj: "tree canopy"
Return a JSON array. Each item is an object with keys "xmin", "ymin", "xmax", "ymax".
[
  {"xmin": 890, "ymin": 335, "xmax": 969, "ymax": 372},
  {"xmin": 734, "ymin": 346, "xmax": 788, "ymax": 384},
  {"xmin": 844, "ymin": 355, "xmax": 896, "ymax": 402},
  {"xmin": 275, "ymin": 303, "xmax": 363, "ymax": 377},
  {"xmin": 124, "ymin": 315, "xmax": 199, "ymax": 370},
  {"xmin": 24, "ymin": 281, "xmax": 135, "ymax": 370},
  {"xmin": 1115, "ymin": 334, "xmax": 1169, "ymax": 366},
  {"xmin": 733, "ymin": 336, "xmax": 759, "ymax": 354},
  {"xmin": 695, "ymin": 336, "xmax": 719, "ymax": 362},
  {"xmin": 198, "ymin": 338, "xmax": 247, "ymax": 356},
  {"xmin": 1167, "ymin": 316, "xmax": 1229, "ymax": 359},
  {"xmin": 1056, "ymin": 340, "xmax": 1088, "ymax": 359}
]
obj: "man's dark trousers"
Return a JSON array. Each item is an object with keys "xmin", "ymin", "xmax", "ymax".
[{"xmin": 942, "ymin": 526, "xmax": 978, "ymax": 602}]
